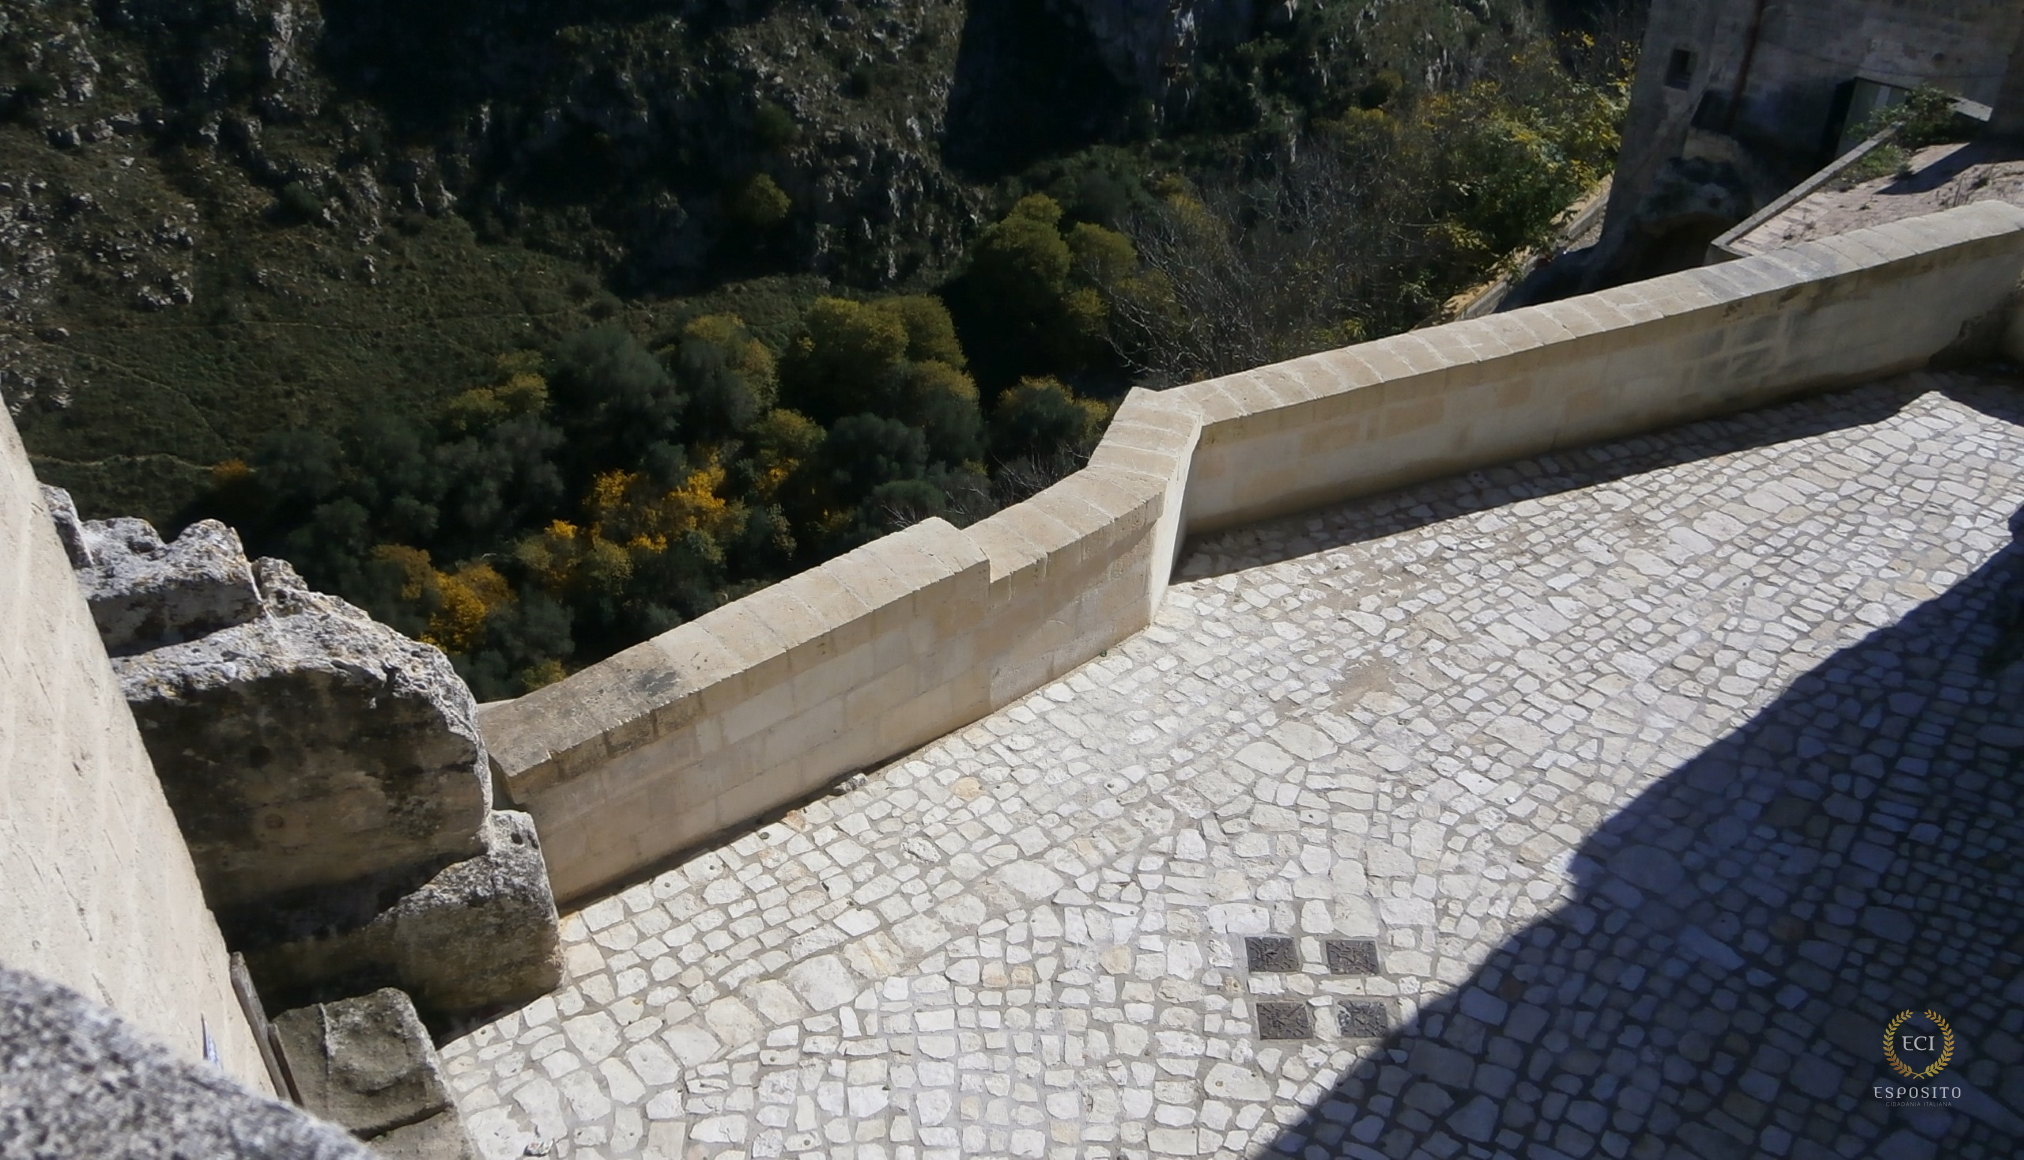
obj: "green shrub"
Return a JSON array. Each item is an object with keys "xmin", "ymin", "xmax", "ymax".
[
  {"xmin": 753, "ymin": 101, "xmax": 799, "ymax": 149},
  {"xmin": 989, "ymin": 376, "xmax": 1109, "ymax": 464},
  {"xmin": 1878, "ymin": 85, "xmax": 1969, "ymax": 150},
  {"xmin": 277, "ymin": 182, "xmax": 324, "ymax": 221},
  {"xmin": 729, "ymin": 174, "xmax": 791, "ymax": 229}
]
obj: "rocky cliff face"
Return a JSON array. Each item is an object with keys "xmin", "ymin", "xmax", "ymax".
[
  {"xmin": 3, "ymin": 0, "xmax": 1559, "ymax": 526},
  {"xmin": 13, "ymin": 0, "xmax": 996, "ymax": 289},
  {"xmin": 1058, "ymin": 0, "xmax": 1264, "ymax": 111},
  {"xmin": 0, "ymin": 0, "xmax": 1012, "ymax": 510},
  {"xmin": 0, "ymin": 0, "xmax": 1255, "ymax": 318}
]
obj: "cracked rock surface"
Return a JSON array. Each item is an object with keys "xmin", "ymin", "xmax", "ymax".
[
  {"xmin": 45, "ymin": 485, "xmax": 264, "ymax": 655},
  {"xmin": 274, "ymin": 987, "xmax": 479, "ymax": 1160},
  {"xmin": 117, "ymin": 591, "xmax": 491, "ymax": 908},
  {"xmin": 45, "ymin": 495, "xmax": 559, "ymax": 1027},
  {"xmin": 0, "ymin": 966, "xmax": 373, "ymax": 1159},
  {"xmin": 246, "ymin": 810, "xmax": 562, "ymax": 1022}
]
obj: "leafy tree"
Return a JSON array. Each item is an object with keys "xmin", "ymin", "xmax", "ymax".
[
  {"xmin": 442, "ymin": 351, "xmax": 550, "ymax": 436},
  {"xmin": 432, "ymin": 414, "xmax": 568, "ymax": 557},
  {"xmin": 952, "ymin": 194, "xmax": 1134, "ymax": 385},
  {"xmin": 990, "ymin": 377, "xmax": 1110, "ymax": 464},
  {"xmin": 752, "ymin": 101, "xmax": 799, "ymax": 150},
  {"xmin": 371, "ymin": 546, "xmax": 516, "ymax": 656},
  {"xmin": 1112, "ymin": 40, "xmax": 1626, "ymax": 381},
  {"xmin": 549, "ymin": 325, "xmax": 688, "ymax": 479},
  {"xmin": 821, "ymin": 414, "xmax": 929, "ymax": 509},
  {"xmin": 889, "ymin": 360, "xmax": 984, "ymax": 465},
  {"xmin": 463, "ymin": 591, "xmax": 573, "ymax": 698},
  {"xmin": 780, "ymin": 295, "xmax": 985, "ymax": 478},
  {"xmin": 880, "ymin": 295, "xmax": 968, "ymax": 368},
  {"xmin": 741, "ymin": 408, "xmax": 825, "ymax": 503},
  {"xmin": 728, "ymin": 173, "xmax": 791, "ymax": 228},
  {"xmin": 668, "ymin": 314, "xmax": 778, "ymax": 438},
  {"xmin": 780, "ymin": 298, "xmax": 911, "ymax": 421},
  {"xmin": 680, "ymin": 314, "xmax": 779, "ymax": 405}
]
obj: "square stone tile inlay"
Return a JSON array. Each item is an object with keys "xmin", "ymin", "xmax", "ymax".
[
  {"xmin": 1338, "ymin": 1000, "xmax": 1391, "ymax": 1038},
  {"xmin": 1326, "ymin": 938, "xmax": 1381, "ymax": 975},
  {"xmin": 1256, "ymin": 1002, "xmax": 1314, "ymax": 1040},
  {"xmin": 1246, "ymin": 935, "xmax": 1300, "ymax": 973}
]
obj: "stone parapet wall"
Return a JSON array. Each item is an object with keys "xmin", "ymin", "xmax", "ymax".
[
  {"xmin": 485, "ymin": 200, "xmax": 2024, "ymax": 904},
  {"xmin": 1184, "ymin": 200, "xmax": 2024, "ymax": 533},
  {"xmin": 487, "ymin": 520, "xmax": 994, "ymax": 899},
  {"xmin": 0, "ymin": 408, "xmax": 272, "ymax": 1091}
]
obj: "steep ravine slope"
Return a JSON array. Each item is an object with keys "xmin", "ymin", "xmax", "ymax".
[{"xmin": 0, "ymin": 0, "xmax": 1564, "ymax": 523}]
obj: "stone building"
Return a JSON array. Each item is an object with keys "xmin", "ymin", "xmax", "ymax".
[{"xmin": 1595, "ymin": 0, "xmax": 2024, "ymax": 279}]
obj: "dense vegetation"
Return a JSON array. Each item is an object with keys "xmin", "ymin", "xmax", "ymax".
[{"xmin": 0, "ymin": 0, "xmax": 1641, "ymax": 696}]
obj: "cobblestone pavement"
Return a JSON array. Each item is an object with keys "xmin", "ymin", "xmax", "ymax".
[{"xmin": 444, "ymin": 373, "xmax": 2024, "ymax": 1160}]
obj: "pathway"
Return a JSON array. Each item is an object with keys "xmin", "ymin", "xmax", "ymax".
[{"xmin": 443, "ymin": 372, "xmax": 2024, "ymax": 1160}]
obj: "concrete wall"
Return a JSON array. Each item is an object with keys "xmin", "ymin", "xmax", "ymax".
[
  {"xmin": 1995, "ymin": 20, "xmax": 2024, "ymax": 139},
  {"xmin": 485, "ymin": 200, "xmax": 2024, "ymax": 904},
  {"xmin": 0, "ymin": 410, "xmax": 273, "ymax": 1093}
]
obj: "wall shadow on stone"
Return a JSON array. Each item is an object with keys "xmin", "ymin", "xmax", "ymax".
[
  {"xmin": 1267, "ymin": 506, "xmax": 2024, "ymax": 1157},
  {"xmin": 1866, "ymin": 139, "xmax": 2024, "ymax": 200},
  {"xmin": 1181, "ymin": 375, "xmax": 2018, "ymax": 583}
]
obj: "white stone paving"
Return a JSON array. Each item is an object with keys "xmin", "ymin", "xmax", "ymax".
[{"xmin": 443, "ymin": 373, "xmax": 2024, "ymax": 1160}]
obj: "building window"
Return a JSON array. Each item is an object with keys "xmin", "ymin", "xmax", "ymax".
[{"xmin": 1666, "ymin": 48, "xmax": 1695, "ymax": 90}]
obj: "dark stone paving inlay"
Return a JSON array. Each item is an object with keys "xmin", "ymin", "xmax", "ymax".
[
  {"xmin": 1256, "ymin": 1002, "xmax": 1314, "ymax": 1040},
  {"xmin": 1337, "ymin": 1000, "xmax": 1391, "ymax": 1038},
  {"xmin": 1246, "ymin": 936, "xmax": 1300, "ymax": 973},
  {"xmin": 1325, "ymin": 938, "xmax": 1380, "ymax": 975}
]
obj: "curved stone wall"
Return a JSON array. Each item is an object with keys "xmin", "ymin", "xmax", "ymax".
[{"xmin": 484, "ymin": 200, "xmax": 2024, "ymax": 903}]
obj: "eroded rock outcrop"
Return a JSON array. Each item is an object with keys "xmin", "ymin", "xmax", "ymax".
[
  {"xmin": 116, "ymin": 575, "xmax": 491, "ymax": 908},
  {"xmin": 46, "ymin": 490, "xmax": 560, "ymax": 1028},
  {"xmin": 244, "ymin": 811, "xmax": 562, "ymax": 1020},
  {"xmin": 1056, "ymin": 0, "xmax": 1261, "ymax": 110},
  {"xmin": 272, "ymin": 989, "xmax": 478, "ymax": 1160},
  {"xmin": 44, "ymin": 485, "xmax": 265, "ymax": 655}
]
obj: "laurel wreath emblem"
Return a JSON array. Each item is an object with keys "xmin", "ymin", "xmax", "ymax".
[{"xmin": 1883, "ymin": 1010, "xmax": 1956, "ymax": 1079}]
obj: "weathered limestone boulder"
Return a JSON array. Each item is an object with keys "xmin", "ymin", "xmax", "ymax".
[
  {"xmin": 117, "ymin": 597, "xmax": 491, "ymax": 908},
  {"xmin": 272, "ymin": 989, "xmax": 477, "ymax": 1160},
  {"xmin": 45, "ymin": 496, "xmax": 562, "ymax": 1027},
  {"xmin": 0, "ymin": 966, "xmax": 374, "ymax": 1159},
  {"xmin": 42, "ymin": 486, "xmax": 264, "ymax": 654},
  {"xmin": 384, "ymin": 810, "xmax": 563, "ymax": 1018},
  {"xmin": 39, "ymin": 483, "xmax": 93, "ymax": 567},
  {"xmin": 244, "ymin": 811, "xmax": 562, "ymax": 1022},
  {"xmin": 253, "ymin": 555, "xmax": 367, "ymax": 619}
]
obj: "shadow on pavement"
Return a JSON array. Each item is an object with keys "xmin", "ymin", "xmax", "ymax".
[
  {"xmin": 1183, "ymin": 371, "xmax": 2024, "ymax": 585},
  {"xmin": 1267, "ymin": 510, "xmax": 2024, "ymax": 1158},
  {"xmin": 1177, "ymin": 376, "xmax": 1947, "ymax": 583}
]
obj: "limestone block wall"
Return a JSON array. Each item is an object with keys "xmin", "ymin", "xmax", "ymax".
[
  {"xmin": 1182, "ymin": 200, "xmax": 2024, "ymax": 533},
  {"xmin": 485, "ymin": 201, "xmax": 2024, "ymax": 904},
  {"xmin": 486, "ymin": 520, "xmax": 994, "ymax": 899},
  {"xmin": 0, "ymin": 409, "xmax": 273, "ymax": 1093}
]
